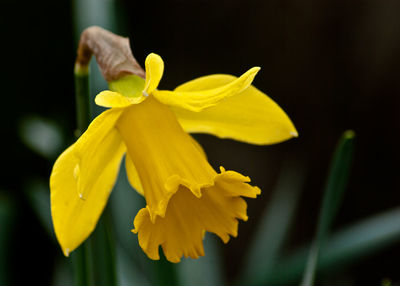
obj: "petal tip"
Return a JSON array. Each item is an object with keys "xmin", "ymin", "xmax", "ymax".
[
  {"xmin": 290, "ymin": 130, "xmax": 299, "ymax": 137},
  {"xmin": 144, "ymin": 53, "xmax": 164, "ymax": 94},
  {"xmin": 247, "ymin": 66, "xmax": 261, "ymax": 80},
  {"xmin": 168, "ymin": 257, "xmax": 182, "ymax": 263},
  {"xmin": 95, "ymin": 90, "xmax": 131, "ymax": 108},
  {"xmin": 148, "ymin": 52, "xmax": 160, "ymax": 59}
]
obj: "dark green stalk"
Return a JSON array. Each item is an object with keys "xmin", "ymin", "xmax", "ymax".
[
  {"xmin": 90, "ymin": 209, "xmax": 117, "ymax": 286},
  {"xmin": 74, "ymin": 65, "xmax": 91, "ymax": 133},
  {"xmin": 72, "ymin": 64, "xmax": 93, "ymax": 286},
  {"xmin": 71, "ymin": 243, "xmax": 92, "ymax": 286},
  {"xmin": 73, "ymin": 63, "xmax": 117, "ymax": 286}
]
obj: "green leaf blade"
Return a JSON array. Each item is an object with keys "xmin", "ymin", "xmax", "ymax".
[{"xmin": 301, "ymin": 130, "xmax": 356, "ymax": 286}]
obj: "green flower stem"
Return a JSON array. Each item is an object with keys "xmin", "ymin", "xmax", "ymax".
[
  {"xmin": 73, "ymin": 63, "xmax": 117, "ymax": 286},
  {"xmin": 90, "ymin": 209, "xmax": 117, "ymax": 286},
  {"xmin": 72, "ymin": 64, "xmax": 93, "ymax": 286},
  {"xmin": 74, "ymin": 65, "xmax": 91, "ymax": 134}
]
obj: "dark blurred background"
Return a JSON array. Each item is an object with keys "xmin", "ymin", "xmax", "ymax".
[{"xmin": 1, "ymin": 0, "xmax": 400, "ymax": 285}]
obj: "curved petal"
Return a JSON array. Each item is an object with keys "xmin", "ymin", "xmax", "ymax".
[
  {"xmin": 125, "ymin": 135, "xmax": 206, "ymax": 197},
  {"xmin": 95, "ymin": 90, "xmax": 145, "ymax": 108},
  {"xmin": 144, "ymin": 53, "xmax": 164, "ymax": 95},
  {"xmin": 125, "ymin": 154, "xmax": 144, "ymax": 196},
  {"xmin": 50, "ymin": 109, "xmax": 125, "ymax": 255},
  {"xmin": 116, "ymin": 96, "xmax": 217, "ymax": 223},
  {"xmin": 125, "ymin": 136, "xmax": 207, "ymax": 196},
  {"xmin": 171, "ymin": 74, "xmax": 298, "ymax": 145},
  {"xmin": 152, "ymin": 67, "xmax": 260, "ymax": 112}
]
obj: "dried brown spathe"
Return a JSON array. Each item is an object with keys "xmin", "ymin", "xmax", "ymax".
[{"xmin": 75, "ymin": 26, "xmax": 145, "ymax": 81}]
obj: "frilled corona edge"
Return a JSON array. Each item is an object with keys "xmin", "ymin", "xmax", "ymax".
[{"xmin": 132, "ymin": 167, "xmax": 261, "ymax": 263}]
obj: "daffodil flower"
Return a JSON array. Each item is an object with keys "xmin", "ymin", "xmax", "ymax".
[{"xmin": 50, "ymin": 53, "xmax": 297, "ymax": 263}]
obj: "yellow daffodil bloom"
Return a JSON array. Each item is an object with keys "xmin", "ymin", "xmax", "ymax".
[{"xmin": 50, "ymin": 53, "xmax": 297, "ymax": 262}]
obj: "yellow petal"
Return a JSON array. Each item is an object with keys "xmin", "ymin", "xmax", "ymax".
[
  {"xmin": 50, "ymin": 109, "xmax": 125, "ymax": 255},
  {"xmin": 152, "ymin": 67, "xmax": 260, "ymax": 112},
  {"xmin": 116, "ymin": 96, "xmax": 215, "ymax": 223},
  {"xmin": 189, "ymin": 135, "xmax": 207, "ymax": 159},
  {"xmin": 171, "ymin": 74, "xmax": 298, "ymax": 145},
  {"xmin": 125, "ymin": 135, "xmax": 205, "ymax": 197},
  {"xmin": 132, "ymin": 167, "xmax": 260, "ymax": 263},
  {"xmin": 125, "ymin": 154, "xmax": 144, "ymax": 196},
  {"xmin": 95, "ymin": 90, "xmax": 145, "ymax": 108},
  {"xmin": 144, "ymin": 53, "xmax": 164, "ymax": 95}
]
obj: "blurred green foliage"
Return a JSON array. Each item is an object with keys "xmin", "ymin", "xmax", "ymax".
[
  {"xmin": 240, "ymin": 160, "xmax": 306, "ymax": 284},
  {"xmin": 19, "ymin": 116, "xmax": 64, "ymax": 160}
]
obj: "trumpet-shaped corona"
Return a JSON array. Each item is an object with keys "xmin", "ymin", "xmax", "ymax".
[{"xmin": 50, "ymin": 53, "xmax": 297, "ymax": 262}]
